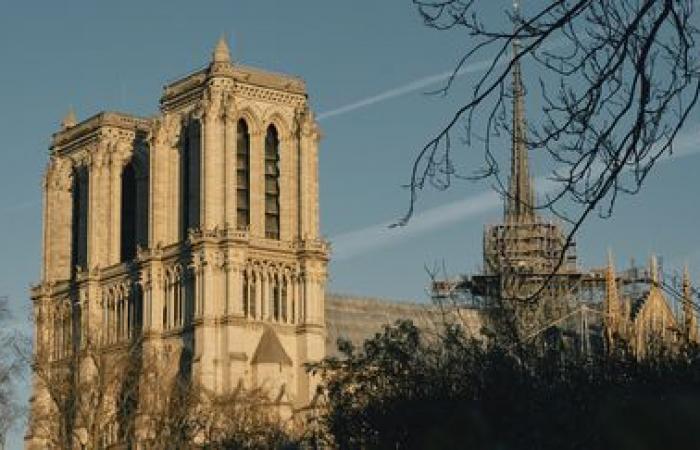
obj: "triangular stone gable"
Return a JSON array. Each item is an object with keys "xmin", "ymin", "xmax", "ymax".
[{"xmin": 251, "ymin": 326, "xmax": 293, "ymax": 366}]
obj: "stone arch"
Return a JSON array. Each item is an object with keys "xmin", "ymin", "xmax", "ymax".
[
  {"xmin": 263, "ymin": 124, "xmax": 281, "ymax": 240},
  {"xmin": 235, "ymin": 107, "xmax": 263, "ymax": 136},
  {"xmin": 262, "ymin": 110, "xmax": 292, "ymax": 140}
]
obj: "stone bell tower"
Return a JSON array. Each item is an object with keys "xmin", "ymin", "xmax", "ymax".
[
  {"xmin": 27, "ymin": 36, "xmax": 328, "ymax": 448},
  {"xmin": 147, "ymin": 36, "xmax": 329, "ymax": 405}
]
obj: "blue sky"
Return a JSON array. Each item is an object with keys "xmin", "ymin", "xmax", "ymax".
[{"xmin": 1, "ymin": 1, "xmax": 699, "ymax": 447}]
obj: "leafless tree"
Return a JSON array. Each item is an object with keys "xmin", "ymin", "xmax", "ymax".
[
  {"xmin": 401, "ymin": 0, "xmax": 699, "ymax": 274},
  {"xmin": 29, "ymin": 334, "xmax": 145, "ymax": 449},
  {"xmin": 0, "ymin": 296, "xmax": 26, "ymax": 446},
  {"xmin": 136, "ymin": 348, "xmax": 298, "ymax": 449}
]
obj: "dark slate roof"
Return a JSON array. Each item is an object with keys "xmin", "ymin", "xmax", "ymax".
[{"xmin": 324, "ymin": 294, "xmax": 482, "ymax": 358}]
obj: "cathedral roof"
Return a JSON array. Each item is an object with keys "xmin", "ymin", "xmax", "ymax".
[{"xmin": 251, "ymin": 326, "xmax": 293, "ymax": 366}]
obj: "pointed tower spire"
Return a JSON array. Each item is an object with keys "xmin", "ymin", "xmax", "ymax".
[
  {"xmin": 506, "ymin": 0, "xmax": 534, "ymax": 222},
  {"xmin": 682, "ymin": 264, "xmax": 697, "ymax": 343},
  {"xmin": 650, "ymin": 254, "xmax": 659, "ymax": 286},
  {"xmin": 604, "ymin": 249, "xmax": 620, "ymax": 352},
  {"xmin": 212, "ymin": 34, "xmax": 231, "ymax": 64},
  {"xmin": 61, "ymin": 107, "xmax": 77, "ymax": 130}
]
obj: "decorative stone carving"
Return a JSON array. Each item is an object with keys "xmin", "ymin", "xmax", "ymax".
[
  {"xmin": 235, "ymin": 84, "xmax": 306, "ymax": 108},
  {"xmin": 301, "ymin": 109, "xmax": 321, "ymax": 141},
  {"xmin": 202, "ymin": 85, "xmax": 223, "ymax": 120},
  {"xmin": 149, "ymin": 113, "xmax": 182, "ymax": 149},
  {"xmin": 47, "ymin": 157, "xmax": 74, "ymax": 192},
  {"xmin": 223, "ymin": 90, "xmax": 238, "ymax": 120}
]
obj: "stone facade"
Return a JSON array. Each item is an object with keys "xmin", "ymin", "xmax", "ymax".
[{"xmin": 27, "ymin": 38, "xmax": 330, "ymax": 448}]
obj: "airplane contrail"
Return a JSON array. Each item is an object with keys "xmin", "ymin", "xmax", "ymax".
[
  {"xmin": 330, "ymin": 129, "xmax": 700, "ymax": 261},
  {"xmin": 316, "ymin": 38, "xmax": 570, "ymax": 122},
  {"xmin": 316, "ymin": 60, "xmax": 494, "ymax": 121}
]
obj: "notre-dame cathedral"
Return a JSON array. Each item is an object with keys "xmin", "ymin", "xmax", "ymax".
[{"xmin": 26, "ymin": 36, "xmax": 696, "ymax": 449}]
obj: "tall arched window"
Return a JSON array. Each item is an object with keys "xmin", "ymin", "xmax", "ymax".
[
  {"xmin": 181, "ymin": 119, "xmax": 201, "ymax": 239},
  {"xmin": 264, "ymin": 125, "xmax": 280, "ymax": 239},
  {"xmin": 236, "ymin": 120, "xmax": 251, "ymax": 230},
  {"xmin": 121, "ymin": 162, "xmax": 137, "ymax": 262},
  {"xmin": 71, "ymin": 166, "xmax": 89, "ymax": 272}
]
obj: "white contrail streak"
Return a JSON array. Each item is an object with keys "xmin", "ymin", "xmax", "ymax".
[
  {"xmin": 330, "ymin": 129, "xmax": 700, "ymax": 261},
  {"xmin": 316, "ymin": 60, "xmax": 493, "ymax": 121},
  {"xmin": 317, "ymin": 39, "xmax": 569, "ymax": 122}
]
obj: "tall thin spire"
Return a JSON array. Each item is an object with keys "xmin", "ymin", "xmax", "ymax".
[
  {"xmin": 506, "ymin": 0, "xmax": 534, "ymax": 222},
  {"xmin": 650, "ymin": 254, "xmax": 659, "ymax": 285}
]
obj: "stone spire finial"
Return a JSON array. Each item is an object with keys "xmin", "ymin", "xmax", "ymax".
[
  {"xmin": 604, "ymin": 249, "xmax": 620, "ymax": 351},
  {"xmin": 650, "ymin": 254, "xmax": 659, "ymax": 285},
  {"xmin": 212, "ymin": 35, "xmax": 231, "ymax": 63},
  {"xmin": 505, "ymin": 0, "xmax": 534, "ymax": 222},
  {"xmin": 61, "ymin": 107, "xmax": 77, "ymax": 130},
  {"xmin": 682, "ymin": 264, "xmax": 697, "ymax": 342}
]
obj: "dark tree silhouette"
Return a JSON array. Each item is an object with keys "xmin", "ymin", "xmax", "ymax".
[{"xmin": 312, "ymin": 320, "xmax": 700, "ymax": 450}]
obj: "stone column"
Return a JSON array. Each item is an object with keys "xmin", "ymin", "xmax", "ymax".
[
  {"xmin": 308, "ymin": 136, "xmax": 321, "ymax": 240},
  {"xmin": 149, "ymin": 260, "xmax": 165, "ymax": 333},
  {"xmin": 255, "ymin": 269, "xmax": 263, "ymax": 320},
  {"xmin": 149, "ymin": 136, "xmax": 164, "ymax": 247},
  {"xmin": 201, "ymin": 86, "xmax": 226, "ymax": 230},
  {"xmin": 227, "ymin": 262, "xmax": 243, "ymax": 316},
  {"xmin": 91, "ymin": 146, "xmax": 111, "ymax": 267},
  {"xmin": 44, "ymin": 157, "xmax": 73, "ymax": 281},
  {"xmin": 298, "ymin": 113, "xmax": 321, "ymax": 240},
  {"xmin": 109, "ymin": 143, "xmax": 130, "ymax": 265},
  {"xmin": 285, "ymin": 273, "xmax": 293, "ymax": 324},
  {"xmin": 249, "ymin": 130, "xmax": 265, "ymax": 238},
  {"xmin": 139, "ymin": 269, "xmax": 152, "ymax": 332},
  {"xmin": 167, "ymin": 143, "xmax": 180, "ymax": 244},
  {"xmin": 279, "ymin": 135, "xmax": 293, "ymax": 241},
  {"xmin": 224, "ymin": 105, "xmax": 237, "ymax": 229}
]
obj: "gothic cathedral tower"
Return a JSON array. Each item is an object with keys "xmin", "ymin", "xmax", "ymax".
[{"xmin": 28, "ymin": 37, "xmax": 328, "ymax": 448}]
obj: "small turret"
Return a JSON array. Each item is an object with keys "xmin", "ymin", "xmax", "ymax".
[
  {"xmin": 61, "ymin": 107, "xmax": 77, "ymax": 130},
  {"xmin": 604, "ymin": 249, "xmax": 621, "ymax": 352},
  {"xmin": 650, "ymin": 254, "xmax": 659, "ymax": 286},
  {"xmin": 682, "ymin": 265, "xmax": 697, "ymax": 343},
  {"xmin": 212, "ymin": 35, "xmax": 231, "ymax": 64}
]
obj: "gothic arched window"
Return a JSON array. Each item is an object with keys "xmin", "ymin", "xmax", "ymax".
[
  {"xmin": 264, "ymin": 125, "xmax": 280, "ymax": 239},
  {"xmin": 71, "ymin": 166, "xmax": 89, "ymax": 272},
  {"xmin": 121, "ymin": 162, "xmax": 137, "ymax": 262},
  {"xmin": 236, "ymin": 119, "xmax": 251, "ymax": 230},
  {"xmin": 181, "ymin": 119, "xmax": 201, "ymax": 239}
]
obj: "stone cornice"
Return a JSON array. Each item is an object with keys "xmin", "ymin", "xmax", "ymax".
[
  {"xmin": 51, "ymin": 111, "xmax": 151, "ymax": 155},
  {"xmin": 160, "ymin": 62, "xmax": 307, "ymax": 113}
]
